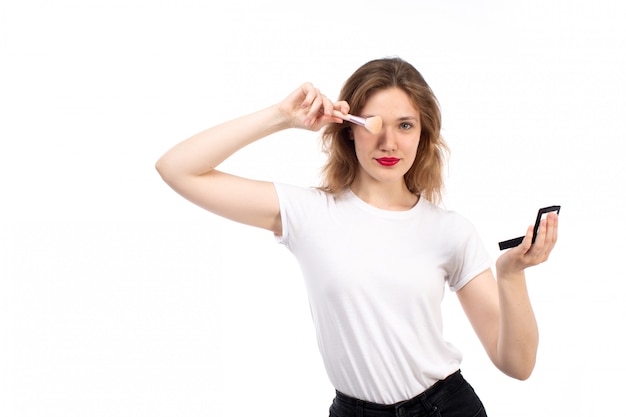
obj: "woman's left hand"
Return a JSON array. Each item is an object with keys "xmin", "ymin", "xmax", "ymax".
[{"xmin": 496, "ymin": 212, "xmax": 559, "ymax": 276}]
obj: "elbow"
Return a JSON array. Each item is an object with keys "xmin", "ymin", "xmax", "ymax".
[
  {"xmin": 498, "ymin": 358, "xmax": 536, "ymax": 381},
  {"xmin": 509, "ymin": 367, "xmax": 534, "ymax": 381},
  {"xmin": 492, "ymin": 345, "xmax": 537, "ymax": 381},
  {"xmin": 155, "ymin": 155, "xmax": 203, "ymax": 191},
  {"xmin": 155, "ymin": 157, "xmax": 166, "ymax": 177},
  {"xmin": 155, "ymin": 156, "xmax": 176, "ymax": 184},
  {"xmin": 155, "ymin": 153, "xmax": 169, "ymax": 174},
  {"xmin": 493, "ymin": 335, "xmax": 539, "ymax": 381}
]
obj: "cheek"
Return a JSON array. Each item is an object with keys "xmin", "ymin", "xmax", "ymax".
[
  {"xmin": 406, "ymin": 140, "xmax": 420, "ymax": 161},
  {"xmin": 352, "ymin": 136, "xmax": 373, "ymax": 155},
  {"xmin": 351, "ymin": 142, "xmax": 367, "ymax": 165}
]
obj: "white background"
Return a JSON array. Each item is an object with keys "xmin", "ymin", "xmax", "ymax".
[{"xmin": 1, "ymin": 1, "xmax": 625, "ymax": 416}]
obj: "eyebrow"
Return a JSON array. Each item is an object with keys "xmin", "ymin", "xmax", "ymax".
[{"xmin": 362, "ymin": 115, "xmax": 419, "ymax": 122}]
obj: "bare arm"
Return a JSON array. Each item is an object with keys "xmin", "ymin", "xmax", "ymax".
[
  {"xmin": 155, "ymin": 83, "xmax": 347, "ymax": 234},
  {"xmin": 457, "ymin": 212, "xmax": 558, "ymax": 380}
]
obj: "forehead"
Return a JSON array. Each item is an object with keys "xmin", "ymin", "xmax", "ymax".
[{"xmin": 361, "ymin": 87, "xmax": 420, "ymax": 116}]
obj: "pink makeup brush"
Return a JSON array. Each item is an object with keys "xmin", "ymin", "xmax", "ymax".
[{"xmin": 332, "ymin": 110, "xmax": 382, "ymax": 134}]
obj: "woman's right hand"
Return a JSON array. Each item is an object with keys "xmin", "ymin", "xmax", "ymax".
[{"xmin": 278, "ymin": 82, "xmax": 349, "ymax": 132}]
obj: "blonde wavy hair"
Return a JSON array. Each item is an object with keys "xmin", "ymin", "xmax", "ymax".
[{"xmin": 319, "ymin": 57, "xmax": 449, "ymax": 204}]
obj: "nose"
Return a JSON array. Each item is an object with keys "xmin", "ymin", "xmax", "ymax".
[{"xmin": 377, "ymin": 127, "xmax": 397, "ymax": 152}]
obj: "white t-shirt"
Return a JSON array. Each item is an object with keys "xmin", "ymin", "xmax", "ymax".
[{"xmin": 274, "ymin": 183, "xmax": 492, "ymax": 404}]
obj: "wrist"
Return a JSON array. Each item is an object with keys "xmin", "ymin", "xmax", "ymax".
[
  {"xmin": 266, "ymin": 103, "xmax": 294, "ymax": 130},
  {"xmin": 496, "ymin": 259, "xmax": 526, "ymax": 282}
]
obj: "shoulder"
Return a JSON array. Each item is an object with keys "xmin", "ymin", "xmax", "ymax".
[
  {"xmin": 273, "ymin": 183, "xmax": 346, "ymax": 246},
  {"xmin": 274, "ymin": 182, "xmax": 328, "ymax": 198},
  {"xmin": 418, "ymin": 200, "xmax": 483, "ymax": 249},
  {"xmin": 421, "ymin": 199, "xmax": 473, "ymax": 226},
  {"xmin": 274, "ymin": 183, "xmax": 338, "ymax": 206},
  {"xmin": 274, "ymin": 182, "xmax": 348, "ymax": 221}
]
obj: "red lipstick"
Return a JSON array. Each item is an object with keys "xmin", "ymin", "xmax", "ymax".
[{"xmin": 376, "ymin": 157, "xmax": 400, "ymax": 167}]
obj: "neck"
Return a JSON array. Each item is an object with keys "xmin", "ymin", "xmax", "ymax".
[{"xmin": 350, "ymin": 177, "xmax": 418, "ymax": 211}]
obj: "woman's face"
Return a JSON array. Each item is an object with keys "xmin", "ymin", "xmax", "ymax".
[{"xmin": 351, "ymin": 87, "xmax": 422, "ymax": 189}]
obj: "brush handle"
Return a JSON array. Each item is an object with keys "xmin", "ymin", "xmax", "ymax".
[{"xmin": 332, "ymin": 110, "xmax": 366, "ymax": 127}]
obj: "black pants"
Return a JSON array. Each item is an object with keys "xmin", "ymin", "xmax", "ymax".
[{"xmin": 329, "ymin": 370, "xmax": 487, "ymax": 417}]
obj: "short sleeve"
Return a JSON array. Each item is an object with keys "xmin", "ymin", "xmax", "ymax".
[
  {"xmin": 446, "ymin": 215, "xmax": 493, "ymax": 292},
  {"xmin": 272, "ymin": 182, "xmax": 291, "ymax": 246},
  {"xmin": 273, "ymin": 182, "xmax": 330, "ymax": 250}
]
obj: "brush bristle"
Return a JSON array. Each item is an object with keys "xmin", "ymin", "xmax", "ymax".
[{"xmin": 364, "ymin": 116, "xmax": 382, "ymax": 134}]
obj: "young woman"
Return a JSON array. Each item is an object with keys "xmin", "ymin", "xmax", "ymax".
[{"xmin": 156, "ymin": 57, "xmax": 558, "ymax": 417}]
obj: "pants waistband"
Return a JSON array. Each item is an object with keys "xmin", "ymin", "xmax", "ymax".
[{"xmin": 334, "ymin": 370, "xmax": 464, "ymax": 416}]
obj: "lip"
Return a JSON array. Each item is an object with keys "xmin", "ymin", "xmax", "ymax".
[{"xmin": 375, "ymin": 157, "xmax": 400, "ymax": 167}]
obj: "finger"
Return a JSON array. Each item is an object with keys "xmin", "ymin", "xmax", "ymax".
[
  {"xmin": 551, "ymin": 213, "xmax": 559, "ymax": 243},
  {"xmin": 327, "ymin": 101, "xmax": 350, "ymax": 124},
  {"xmin": 299, "ymin": 83, "xmax": 318, "ymax": 109},
  {"xmin": 299, "ymin": 87, "xmax": 323, "ymax": 127},
  {"xmin": 519, "ymin": 225, "xmax": 534, "ymax": 254},
  {"xmin": 533, "ymin": 218, "xmax": 548, "ymax": 249},
  {"xmin": 335, "ymin": 100, "xmax": 350, "ymax": 115},
  {"xmin": 306, "ymin": 93, "xmax": 325, "ymax": 120},
  {"xmin": 531, "ymin": 217, "xmax": 555, "ymax": 262},
  {"xmin": 321, "ymin": 96, "xmax": 335, "ymax": 117},
  {"xmin": 543, "ymin": 212, "xmax": 558, "ymax": 251}
]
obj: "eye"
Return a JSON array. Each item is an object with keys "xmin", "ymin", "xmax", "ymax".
[{"xmin": 400, "ymin": 122, "xmax": 413, "ymax": 130}]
